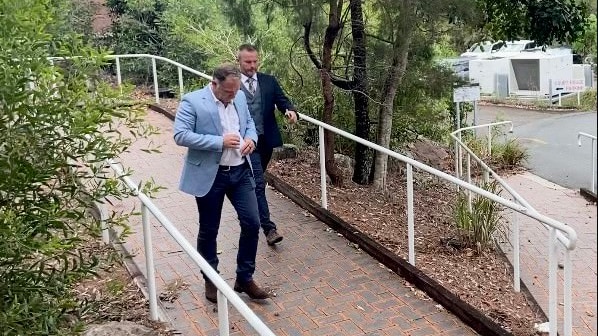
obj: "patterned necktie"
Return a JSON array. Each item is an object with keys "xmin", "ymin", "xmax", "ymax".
[{"xmin": 247, "ymin": 77, "xmax": 255, "ymax": 95}]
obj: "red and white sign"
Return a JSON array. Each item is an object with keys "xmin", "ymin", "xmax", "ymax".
[{"xmin": 551, "ymin": 79, "xmax": 585, "ymax": 93}]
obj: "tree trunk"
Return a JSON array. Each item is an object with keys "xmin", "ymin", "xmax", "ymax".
[
  {"xmin": 320, "ymin": 0, "xmax": 343, "ymax": 186},
  {"xmin": 372, "ymin": 0, "xmax": 416, "ymax": 191},
  {"xmin": 349, "ymin": 0, "xmax": 371, "ymax": 185}
]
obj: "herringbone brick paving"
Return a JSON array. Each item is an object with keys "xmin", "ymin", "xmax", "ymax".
[
  {"xmin": 114, "ymin": 109, "xmax": 596, "ymax": 335},
  {"xmin": 114, "ymin": 109, "xmax": 477, "ymax": 335}
]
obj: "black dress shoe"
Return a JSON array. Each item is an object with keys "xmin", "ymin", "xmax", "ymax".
[
  {"xmin": 205, "ymin": 280, "xmax": 217, "ymax": 303},
  {"xmin": 233, "ymin": 280, "xmax": 270, "ymax": 300},
  {"xmin": 266, "ymin": 229, "xmax": 283, "ymax": 246}
]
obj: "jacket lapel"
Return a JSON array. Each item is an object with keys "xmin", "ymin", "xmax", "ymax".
[
  {"xmin": 256, "ymin": 73, "xmax": 267, "ymax": 114},
  {"xmin": 233, "ymin": 99, "xmax": 246, "ymax": 137},
  {"xmin": 200, "ymin": 85, "xmax": 223, "ymax": 134}
]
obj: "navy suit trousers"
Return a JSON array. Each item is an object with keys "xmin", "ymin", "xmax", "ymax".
[
  {"xmin": 194, "ymin": 163, "xmax": 260, "ymax": 283},
  {"xmin": 249, "ymin": 151, "xmax": 276, "ymax": 234}
]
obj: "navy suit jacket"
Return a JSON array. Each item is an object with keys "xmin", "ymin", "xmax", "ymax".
[{"xmin": 254, "ymin": 72, "xmax": 295, "ymax": 149}]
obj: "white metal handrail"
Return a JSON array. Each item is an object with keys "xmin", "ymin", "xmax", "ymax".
[
  {"xmin": 577, "ymin": 132, "xmax": 597, "ymax": 194},
  {"xmin": 106, "ymin": 54, "xmax": 212, "ymax": 103},
  {"xmin": 47, "ymin": 55, "xmax": 270, "ymax": 335},
  {"xmin": 451, "ymin": 123, "xmax": 575, "ymax": 240},
  {"xmin": 49, "ymin": 53, "xmax": 212, "ymax": 103},
  {"xmin": 105, "ymin": 159, "xmax": 275, "ymax": 336},
  {"xmin": 300, "ymin": 112, "xmax": 577, "ymax": 336},
  {"xmin": 49, "ymin": 53, "xmax": 578, "ymax": 336},
  {"xmin": 450, "ymin": 121, "xmax": 576, "ymax": 336}
]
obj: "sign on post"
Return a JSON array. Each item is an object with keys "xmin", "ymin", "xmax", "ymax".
[
  {"xmin": 453, "ymin": 85, "xmax": 481, "ymax": 103},
  {"xmin": 550, "ymin": 78, "xmax": 586, "ymax": 106},
  {"xmin": 551, "ymin": 79, "xmax": 585, "ymax": 94}
]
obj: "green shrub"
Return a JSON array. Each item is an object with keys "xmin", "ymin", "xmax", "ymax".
[
  {"xmin": 453, "ymin": 181, "xmax": 504, "ymax": 252},
  {"xmin": 0, "ymin": 0, "xmax": 155, "ymax": 334},
  {"xmin": 562, "ymin": 89, "xmax": 597, "ymax": 111},
  {"xmin": 492, "ymin": 138, "xmax": 529, "ymax": 168}
]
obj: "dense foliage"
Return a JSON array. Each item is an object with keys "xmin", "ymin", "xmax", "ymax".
[
  {"xmin": 96, "ymin": 0, "xmax": 594, "ymax": 161},
  {"xmin": 0, "ymin": 0, "xmax": 154, "ymax": 334}
]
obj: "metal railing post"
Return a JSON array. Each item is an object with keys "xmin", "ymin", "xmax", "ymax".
[
  {"xmin": 487, "ymin": 125, "xmax": 492, "ymax": 156},
  {"xmin": 466, "ymin": 153, "xmax": 472, "ymax": 210},
  {"xmin": 578, "ymin": 132, "xmax": 597, "ymax": 193},
  {"xmin": 151, "ymin": 56, "xmax": 159, "ymax": 104},
  {"xmin": 178, "ymin": 66, "xmax": 184, "ymax": 98},
  {"xmin": 407, "ymin": 164, "xmax": 415, "ymax": 265},
  {"xmin": 218, "ymin": 291, "xmax": 230, "ymax": 336},
  {"xmin": 593, "ymin": 139, "xmax": 597, "ymax": 193},
  {"xmin": 512, "ymin": 204, "xmax": 520, "ymax": 292},
  {"xmin": 97, "ymin": 202, "xmax": 110, "ymax": 244},
  {"xmin": 141, "ymin": 204, "xmax": 159, "ymax": 320},
  {"xmin": 548, "ymin": 228, "xmax": 558, "ymax": 336},
  {"xmin": 115, "ymin": 56, "xmax": 122, "ymax": 86},
  {"xmin": 454, "ymin": 139, "xmax": 460, "ymax": 182},
  {"xmin": 318, "ymin": 126, "xmax": 328, "ymax": 209},
  {"xmin": 564, "ymin": 250, "xmax": 573, "ymax": 336},
  {"xmin": 457, "ymin": 132, "xmax": 463, "ymax": 179}
]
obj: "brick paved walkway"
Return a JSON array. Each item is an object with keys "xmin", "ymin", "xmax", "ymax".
[
  {"xmin": 114, "ymin": 109, "xmax": 596, "ymax": 335},
  {"xmin": 114, "ymin": 109, "xmax": 477, "ymax": 335},
  {"xmin": 502, "ymin": 173, "xmax": 597, "ymax": 336}
]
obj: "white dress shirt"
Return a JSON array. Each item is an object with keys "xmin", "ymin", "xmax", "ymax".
[
  {"xmin": 241, "ymin": 73, "xmax": 258, "ymax": 93},
  {"xmin": 210, "ymin": 87, "xmax": 245, "ymax": 166}
]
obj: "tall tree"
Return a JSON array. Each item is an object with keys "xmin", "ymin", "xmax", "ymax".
[
  {"xmin": 220, "ymin": 0, "xmax": 588, "ymax": 191},
  {"xmin": 348, "ymin": 0, "xmax": 371, "ymax": 184},
  {"xmin": 304, "ymin": 0, "xmax": 345, "ymax": 186},
  {"xmin": 372, "ymin": 0, "xmax": 417, "ymax": 190},
  {"xmin": 370, "ymin": 0, "xmax": 588, "ymax": 190}
]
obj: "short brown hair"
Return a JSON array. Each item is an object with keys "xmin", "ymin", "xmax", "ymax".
[
  {"xmin": 238, "ymin": 43, "xmax": 258, "ymax": 53},
  {"xmin": 212, "ymin": 63, "xmax": 241, "ymax": 82}
]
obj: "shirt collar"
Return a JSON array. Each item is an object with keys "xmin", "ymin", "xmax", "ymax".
[
  {"xmin": 209, "ymin": 85, "xmax": 235, "ymax": 108},
  {"xmin": 241, "ymin": 73, "xmax": 257, "ymax": 83},
  {"xmin": 209, "ymin": 85, "xmax": 220, "ymax": 104}
]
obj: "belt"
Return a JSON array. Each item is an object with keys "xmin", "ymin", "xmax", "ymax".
[{"xmin": 219, "ymin": 164, "xmax": 244, "ymax": 172}]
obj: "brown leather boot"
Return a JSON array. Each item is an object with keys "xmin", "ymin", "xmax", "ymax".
[
  {"xmin": 205, "ymin": 280, "xmax": 217, "ymax": 303},
  {"xmin": 233, "ymin": 279, "xmax": 270, "ymax": 300}
]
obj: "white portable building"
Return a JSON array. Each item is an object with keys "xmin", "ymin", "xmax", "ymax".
[
  {"xmin": 468, "ymin": 53, "xmax": 573, "ymax": 97},
  {"xmin": 507, "ymin": 53, "xmax": 572, "ymax": 96},
  {"xmin": 468, "ymin": 57, "xmax": 511, "ymax": 94}
]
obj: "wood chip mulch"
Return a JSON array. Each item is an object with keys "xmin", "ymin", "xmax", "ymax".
[{"xmin": 268, "ymin": 149, "xmax": 546, "ymax": 336}]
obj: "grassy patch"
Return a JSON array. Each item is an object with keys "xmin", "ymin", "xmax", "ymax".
[
  {"xmin": 561, "ymin": 89, "xmax": 597, "ymax": 110},
  {"xmin": 453, "ymin": 181, "xmax": 505, "ymax": 252}
]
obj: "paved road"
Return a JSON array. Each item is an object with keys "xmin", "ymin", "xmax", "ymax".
[
  {"xmin": 466, "ymin": 104, "xmax": 597, "ymax": 335},
  {"xmin": 476, "ymin": 105, "xmax": 597, "ymax": 191},
  {"xmin": 516, "ymin": 111, "xmax": 597, "ymax": 191}
]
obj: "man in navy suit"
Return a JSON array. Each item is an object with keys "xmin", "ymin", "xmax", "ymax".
[
  {"xmin": 237, "ymin": 44, "xmax": 298, "ymax": 246},
  {"xmin": 174, "ymin": 63, "xmax": 270, "ymax": 303}
]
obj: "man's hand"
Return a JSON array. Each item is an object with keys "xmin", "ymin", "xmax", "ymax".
[
  {"xmin": 285, "ymin": 110, "xmax": 298, "ymax": 124},
  {"xmin": 241, "ymin": 138, "xmax": 255, "ymax": 156},
  {"xmin": 223, "ymin": 133, "xmax": 241, "ymax": 148}
]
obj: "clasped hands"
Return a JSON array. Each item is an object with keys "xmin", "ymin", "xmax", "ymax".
[{"xmin": 223, "ymin": 133, "xmax": 255, "ymax": 156}]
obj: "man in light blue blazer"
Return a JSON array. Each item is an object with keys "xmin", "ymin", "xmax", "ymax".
[{"xmin": 173, "ymin": 64, "xmax": 270, "ymax": 303}]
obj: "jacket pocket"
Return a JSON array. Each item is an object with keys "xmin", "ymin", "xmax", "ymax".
[{"xmin": 186, "ymin": 152, "xmax": 203, "ymax": 166}]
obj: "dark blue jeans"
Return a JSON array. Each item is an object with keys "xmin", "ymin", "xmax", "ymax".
[
  {"xmin": 195, "ymin": 164, "xmax": 260, "ymax": 283},
  {"xmin": 249, "ymin": 151, "xmax": 277, "ymax": 234}
]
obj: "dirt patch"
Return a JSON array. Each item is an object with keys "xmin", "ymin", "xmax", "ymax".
[
  {"xmin": 90, "ymin": 0, "xmax": 112, "ymax": 34},
  {"xmin": 72, "ymin": 239, "xmax": 174, "ymax": 335},
  {"xmin": 268, "ymin": 149, "xmax": 545, "ymax": 335}
]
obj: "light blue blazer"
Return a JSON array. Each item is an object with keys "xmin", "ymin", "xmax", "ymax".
[{"xmin": 173, "ymin": 84, "xmax": 258, "ymax": 197}]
